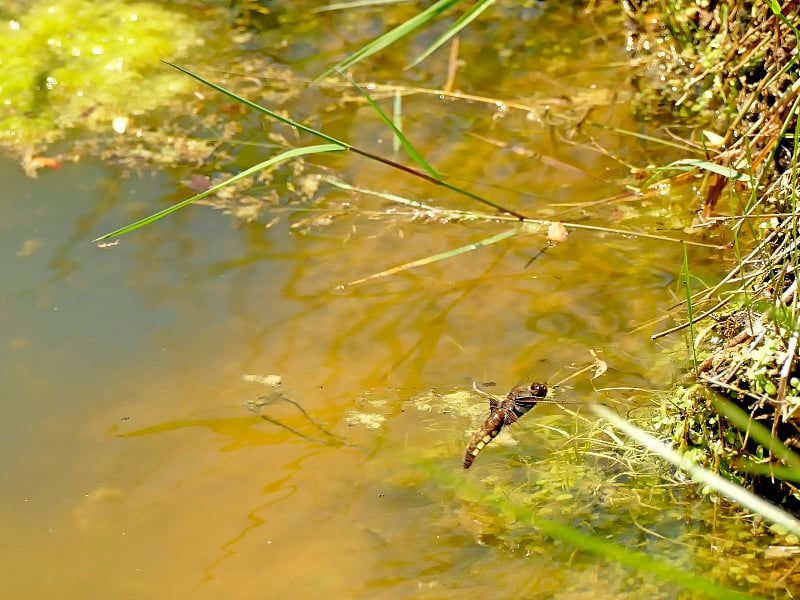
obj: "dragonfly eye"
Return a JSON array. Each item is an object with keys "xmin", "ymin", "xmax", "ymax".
[{"xmin": 529, "ymin": 382, "xmax": 548, "ymax": 397}]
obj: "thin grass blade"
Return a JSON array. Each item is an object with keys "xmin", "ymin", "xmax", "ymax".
[
  {"xmin": 163, "ymin": 61, "xmax": 349, "ymax": 148},
  {"xmin": 733, "ymin": 462, "xmax": 800, "ymax": 483},
  {"xmin": 344, "ymin": 227, "xmax": 519, "ymax": 286},
  {"xmin": 683, "ymin": 243, "xmax": 698, "ymax": 370},
  {"xmin": 324, "ymin": 176, "xmax": 440, "ymax": 211},
  {"xmin": 660, "ymin": 158, "xmax": 752, "ymax": 182},
  {"xmin": 93, "ymin": 144, "xmax": 345, "ymax": 241},
  {"xmin": 316, "ymin": 0, "xmax": 462, "ymax": 81},
  {"xmin": 587, "ymin": 121, "xmax": 702, "ymax": 151},
  {"xmin": 424, "ymin": 464, "xmax": 758, "ymax": 600},
  {"xmin": 710, "ymin": 393, "xmax": 800, "ymax": 471},
  {"xmin": 340, "ymin": 70, "xmax": 439, "ymax": 179},
  {"xmin": 407, "ymin": 0, "xmax": 496, "ymax": 68},
  {"xmin": 165, "ymin": 62, "xmax": 528, "ymax": 220},
  {"xmin": 392, "ymin": 90, "xmax": 402, "ymax": 155},
  {"xmin": 312, "ymin": 0, "xmax": 408, "ymax": 12}
]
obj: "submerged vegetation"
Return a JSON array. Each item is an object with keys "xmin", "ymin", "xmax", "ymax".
[{"xmin": 347, "ymin": 380, "xmax": 800, "ymax": 596}]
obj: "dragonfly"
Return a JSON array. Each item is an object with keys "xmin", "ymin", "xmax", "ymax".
[
  {"xmin": 463, "ymin": 381, "xmax": 549, "ymax": 469},
  {"xmin": 463, "ymin": 378, "xmax": 589, "ymax": 469},
  {"xmin": 463, "ymin": 356, "xmax": 605, "ymax": 469}
]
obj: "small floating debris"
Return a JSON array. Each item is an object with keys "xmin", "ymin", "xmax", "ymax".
[
  {"xmin": 243, "ymin": 373, "xmax": 282, "ymax": 387},
  {"xmin": 345, "ymin": 411, "xmax": 386, "ymax": 429}
]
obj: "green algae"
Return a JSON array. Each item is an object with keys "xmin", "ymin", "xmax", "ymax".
[{"xmin": 0, "ymin": 0, "xmax": 204, "ymax": 147}]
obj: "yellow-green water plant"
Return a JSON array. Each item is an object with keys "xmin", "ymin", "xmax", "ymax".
[
  {"xmin": 437, "ymin": 465, "xmax": 758, "ymax": 600},
  {"xmin": 0, "ymin": 0, "xmax": 203, "ymax": 147},
  {"xmin": 315, "ymin": 0, "xmax": 478, "ymax": 80}
]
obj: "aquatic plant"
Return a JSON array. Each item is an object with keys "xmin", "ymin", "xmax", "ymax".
[{"xmin": 0, "ymin": 0, "xmax": 203, "ymax": 147}]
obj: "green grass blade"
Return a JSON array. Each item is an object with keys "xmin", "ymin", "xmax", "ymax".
[
  {"xmin": 407, "ymin": 0, "xmax": 496, "ymax": 68},
  {"xmin": 344, "ymin": 227, "xmax": 519, "ymax": 286},
  {"xmin": 660, "ymin": 158, "xmax": 752, "ymax": 182},
  {"xmin": 324, "ymin": 176, "xmax": 439, "ymax": 211},
  {"xmin": 316, "ymin": 0, "xmax": 463, "ymax": 81},
  {"xmin": 683, "ymin": 243, "xmax": 698, "ymax": 370},
  {"xmin": 592, "ymin": 403, "xmax": 800, "ymax": 538},
  {"xmin": 164, "ymin": 62, "xmax": 527, "ymax": 220},
  {"xmin": 769, "ymin": 0, "xmax": 800, "ymax": 39},
  {"xmin": 163, "ymin": 61, "xmax": 349, "ymax": 149},
  {"xmin": 340, "ymin": 70, "xmax": 439, "ymax": 179},
  {"xmin": 392, "ymin": 90, "xmax": 402, "ymax": 154},
  {"xmin": 93, "ymin": 144, "xmax": 345, "ymax": 241},
  {"xmin": 733, "ymin": 461, "xmax": 800, "ymax": 483},
  {"xmin": 586, "ymin": 121, "xmax": 703, "ymax": 151}
]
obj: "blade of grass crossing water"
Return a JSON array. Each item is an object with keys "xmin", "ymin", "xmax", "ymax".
[
  {"xmin": 339, "ymin": 70, "xmax": 439, "ymax": 179},
  {"xmin": 164, "ymin": 61, "xmax": 349, "ymax": 148},
  {"xmin": 592, "ymin": 403, "xmax": 800, "ymax": 539},
  {"xmin": 315, "ymin": 0, "xmax": 463, "ymax": 81},
  {"xmin": 407, "ymin": 0, "xmax": 496, "ymax": 68},
  {"xmin": 426, "ymin": 464, "xmax": 758, "ymax": 600},
  {"xmin": 658, "ymin": 158, "xmax": 752, "ymax": 182},
  {"xmin": 94, "ymin": 144, "xmax": 345, "ymax": 241},
  {"xmin": 340, "ymin": 70, "xmax": 528, "ymax": 218},
  {"xmin": 344, "ymin": 227, "xmax": 519, "ymax": 286},
  {"xmin": 169, "ymin": 62, "xmax": 527, "ymax": 219}
]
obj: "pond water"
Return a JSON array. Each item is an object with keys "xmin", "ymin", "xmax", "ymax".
[{"xmin": 2, "ymin": 2, "xmax": 782, "ymax": 599}]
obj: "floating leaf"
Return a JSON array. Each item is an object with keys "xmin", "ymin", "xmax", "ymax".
[
  {"xmin": 663, "ymin": 158, "xmax": 752, "ymax": 182},
  {"xmin": 702, "ymin": 130, "xmax": 725, "ymax": 147}
]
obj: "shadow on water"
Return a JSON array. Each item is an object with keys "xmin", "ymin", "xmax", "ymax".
[{"xmin": 1, "ymin": 3, "xmax": 779, "ymax": 599}]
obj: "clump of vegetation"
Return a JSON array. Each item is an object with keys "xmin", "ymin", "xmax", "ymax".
[
  {"xmin": 626, "ymin": 1, "xmax": 797, "ymax": 198},
  {"xmin": 627, "ymin": 1, "xmax": 800, "ymax": 512}
]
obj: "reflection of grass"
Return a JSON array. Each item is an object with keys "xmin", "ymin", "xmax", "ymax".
[{"xmin": 0, "ymin": 0, "xmax": 202, "ymax": 146}]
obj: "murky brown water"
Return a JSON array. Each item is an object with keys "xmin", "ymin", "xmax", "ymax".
[{"xmin": 2, "ymin": 3, "xmax": 774, "ymax": 599}]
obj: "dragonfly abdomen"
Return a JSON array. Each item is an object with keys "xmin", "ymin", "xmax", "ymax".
[
  {"xmin": 463, "ymin": 409, "xmax": 514, "ymax": 469},
  {"xmin": 462, "ymin": 381, "xmax": 548, "ymax": 469}
]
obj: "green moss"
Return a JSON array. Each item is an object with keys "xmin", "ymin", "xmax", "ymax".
[{"xmin": 0, "ymin": 0, "xmax": 203, "ymax": 145}]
